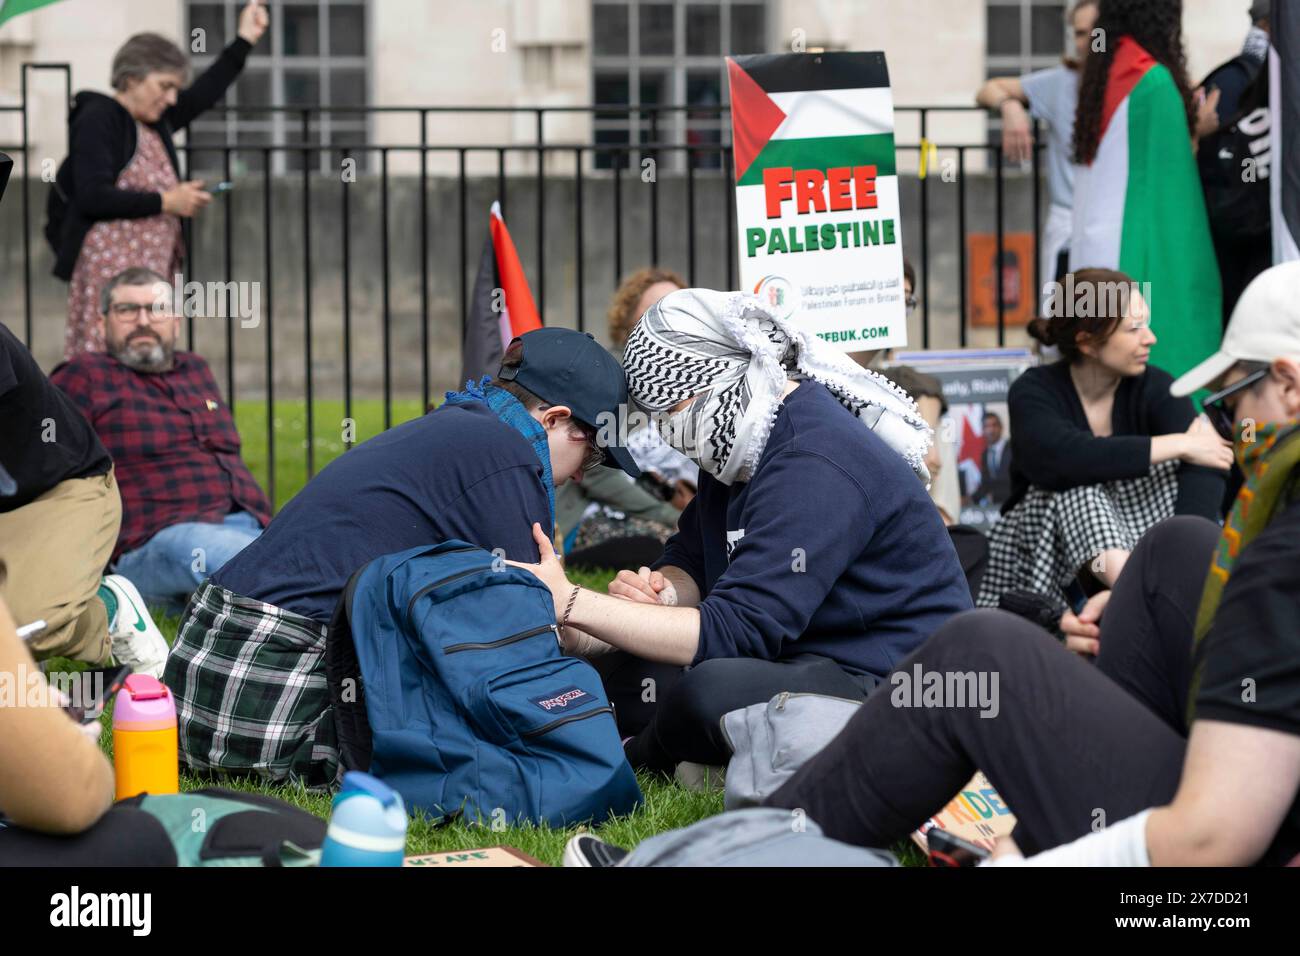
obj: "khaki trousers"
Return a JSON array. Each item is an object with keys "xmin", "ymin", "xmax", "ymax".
[{"xmin": 0, "ymin": 468, "xmax": 121, "ymax": 663}]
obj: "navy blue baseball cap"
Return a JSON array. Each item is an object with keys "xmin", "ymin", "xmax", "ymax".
[{"xmin": 497, "ymin": 328, "xmax": 641, "ymax": 478}]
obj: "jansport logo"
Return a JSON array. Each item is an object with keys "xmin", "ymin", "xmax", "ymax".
[
  {"xmin": 50, "ymin": 886, "xmax": 151, "ymax": 936},
  {"xmin": 532, "ymin": 686, "xmax": 592, "ymax": 712}
]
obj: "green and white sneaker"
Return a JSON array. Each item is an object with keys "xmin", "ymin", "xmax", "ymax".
[{"xmin": 99, "ymin": 574, "xmax": 169, "ymax": 678}]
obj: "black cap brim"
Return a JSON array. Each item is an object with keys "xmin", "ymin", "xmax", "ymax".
[{"xmin": 602, "ymin": 442, "xmax": 642, "ymax": 480}]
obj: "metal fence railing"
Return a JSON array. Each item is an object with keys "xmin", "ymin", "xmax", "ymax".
[{"xmin": 3, "ymin": 65, "xmax": 1045, "ymax": 504}]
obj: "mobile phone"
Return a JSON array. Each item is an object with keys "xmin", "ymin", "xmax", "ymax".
[
  {"xmin": 62, "ymin": 664, "xmax": 131, "ymax": 724},
  {"xmin": 1063, "ymin": 579, "xmax": 1089, "ymax": 616},
  {"xmin": 211, "ymin": 180, "xmax": 235, "ymax": 193},
  {"xmin": 927, "ymin": 828, "xmax": 991, "ymax": 867},
  {"xmin": 17, "ymin": 619, "xmax": 47, "ymax": 642}
]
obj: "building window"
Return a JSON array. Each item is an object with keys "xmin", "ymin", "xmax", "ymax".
[
  {"xmin": 592, "ymin": 0, "xmax": 770, "ymax": 171},
  {"xmin": 985, "ymin": 0, "xmax": 1069, "ymax": 81},
  {"xmin": 185, "ymin": 0, "xmax": 370, "ymax": 175}
]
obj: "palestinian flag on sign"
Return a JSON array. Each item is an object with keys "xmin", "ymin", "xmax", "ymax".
[
  {"xmin": 1069, "ymin": 36, "xmax": 1220, "ymax": 382},
  {"xmin": 460, "ymin": 201, "xmax": 542, "ymax": 385},
  {"xmin": 727, "ymin": 52, "xmax": 896, "ymax": 189},
  {"xmin": 1272, "ymin": 0, "xmax": 1300, "ymax": 263},
  {"xmin": 0, "ymin": 0, "xmax": 64, "ymax": 26}
]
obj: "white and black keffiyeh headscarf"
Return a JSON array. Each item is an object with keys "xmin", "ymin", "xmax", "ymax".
[{"xmin": 622, "ymin": 288, "xmax": 932, "ymax": 486}]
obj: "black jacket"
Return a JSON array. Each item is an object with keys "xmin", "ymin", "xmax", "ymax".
[
  {"xmin": 1003, "ymin": 360, "xmax": 1226, "ymax": 520},
  {"xmin": 48, "ymin": 37, "xmax": 251, "ymax": 280}
]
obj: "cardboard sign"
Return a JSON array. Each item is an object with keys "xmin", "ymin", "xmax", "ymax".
[
  {"xmin": 727, "ymin": 51, "xmax": 907, "ymax": 351},
  {"xmin": 403, "ymin": 846, "xmax": 545, "ymax": 868},
  {"xmin": 911, "ymin": 772, "xmax": 1017, "ymax": 855}
]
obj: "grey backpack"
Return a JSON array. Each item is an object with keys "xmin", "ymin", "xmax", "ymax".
[
  {"xmin": 720, "ymin": 691, "xmax": 861, "ymax": 810},
  {"xmin": 620, "ymin": 807, "xmax": 897, "ymax": 867}
]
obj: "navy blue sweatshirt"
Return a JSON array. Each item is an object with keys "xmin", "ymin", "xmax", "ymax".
[
  {"xmin": 214, "ymin": 401, "xmax": 551, "ymax": 621},
  {"xmin": 654, "ymin": 381, "xmax": 971, "ymax": 679}
]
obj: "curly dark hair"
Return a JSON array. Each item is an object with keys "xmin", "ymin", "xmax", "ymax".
[{"xmin": 1072, "ymin": 0, "xmax": 1193, "ymax": 165}]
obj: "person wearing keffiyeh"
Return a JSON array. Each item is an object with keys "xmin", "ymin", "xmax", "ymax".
[{"xmin": 507, "ymin": 288, "xmax": 972, "ymax": 775}]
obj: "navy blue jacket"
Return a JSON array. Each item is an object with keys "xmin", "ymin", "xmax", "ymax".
[
  {"xmin": 655, "ymin": 381, "xmax": 971, "ymax": 679},
  {"xmin": 214, "ymin": 401, "xmax": 551, "ymax": 621}
]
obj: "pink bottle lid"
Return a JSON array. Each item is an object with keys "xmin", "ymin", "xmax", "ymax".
[{"xmin": 112, "ymin": 674, "xmax": 176, "ymax": 731}]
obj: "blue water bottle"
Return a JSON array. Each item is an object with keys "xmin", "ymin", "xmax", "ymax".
[{"xmin": 319, "ymin": 771, "xmax": 408, "ymax": 867}]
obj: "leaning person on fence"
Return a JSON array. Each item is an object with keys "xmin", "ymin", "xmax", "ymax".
[
  {"xmin": 50, "ymin": 267, "xmax": 271, "ymax": 614},
  {"xmin": 506, "ymin": 288, "xmax": 972, "ymax": 778},
  {"xmin": 164, "ymin": 329, "xmax": 639, "ymax": 786},
  {"xmin": 976, "ymin": 269, "xmax": 1230, "ymax": 625},
  {"xmin": 47, "ymin": 0, "xmax": 268, "ymax": 359}
]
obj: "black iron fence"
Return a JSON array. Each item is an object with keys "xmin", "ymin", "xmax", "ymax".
[{"xmin": 3, "ymin": 64, "xmax": 1046, "ymax": 503}]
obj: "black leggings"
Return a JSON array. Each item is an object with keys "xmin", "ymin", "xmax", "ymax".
[
  {"xmin": 767, "ymin": 516, "xmax": 1219, "ymax": 855},
  {"xmin": 596, "ymin": 652, "xmax": 877, "ymax": 773}
]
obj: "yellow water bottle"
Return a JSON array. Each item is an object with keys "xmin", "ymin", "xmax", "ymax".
[{"xmin": 112, "ymin": 673, "xmax": 179, "ymax": 800}]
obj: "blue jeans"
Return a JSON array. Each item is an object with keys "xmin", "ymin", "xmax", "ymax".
[{"xmin": 114, "ymin": 511, "xmax": 263, "ymax": 612}]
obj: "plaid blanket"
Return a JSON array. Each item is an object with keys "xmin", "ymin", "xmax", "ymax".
[{"xmin": 163, "ymin": 581, "xmax": 340, "ymax": 787}]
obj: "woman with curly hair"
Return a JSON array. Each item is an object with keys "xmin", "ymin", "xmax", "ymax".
[{"xmin": 1068, "ymin": 0, "xmax": 1220, "ymax": 383}]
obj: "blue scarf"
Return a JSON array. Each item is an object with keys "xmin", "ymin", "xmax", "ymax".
[{"xmin": 442, "ymin": 377, "xmax": 556, "ymax": 532}]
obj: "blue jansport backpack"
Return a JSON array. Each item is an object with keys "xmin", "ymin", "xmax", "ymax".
[{"xmin": 326, "ymin": 540, "xmax": 642, "ymax": 827}]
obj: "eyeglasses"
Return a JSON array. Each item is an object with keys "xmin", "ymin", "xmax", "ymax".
[
  {"xmin": 571, "ymin": 420, "xmax": 607, "ymax": 472},
  {"xmin": 1202, "ymin": 367, "xmax": 1270, "ymax": 441},
  {"xmin": 105, "ymin": 301, "xmax": 175, "ymax": 324}
]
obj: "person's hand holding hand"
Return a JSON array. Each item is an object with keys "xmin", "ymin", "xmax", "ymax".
[
  {"xmin": 238, "ymin": 0, "xmax": 270, "ymax": 45},
  {"xmin": 504, "ymin": 523, "xmax": 573, "ymax": 619},
  {"xmin": 1180, "ymin": 415, "xmax": 1234, "ymax": 470},
  {"xmin": 162, "ymin": 180, "xmax": 212, "ymax": 217},
  {"xmin": 1000, "ymin": 99, "xmax": 1034, "ymax": 163},
  {"xmin": 609, "ymin": 566, "xmax": 678, "ymax": 606},
  {"xmin": 1060, "ymin": 589, "xmax": 1110, "ymax": 657}
]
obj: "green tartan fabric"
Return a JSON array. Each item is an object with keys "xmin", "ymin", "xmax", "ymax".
[{"xmin": 163, "ymin": 581, "xmax": 340, "ymax": 787}]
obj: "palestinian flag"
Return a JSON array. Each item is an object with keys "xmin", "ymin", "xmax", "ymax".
[
  {"xmin": 460, "ymin": 201, "xmax": 541, "ymax": 385},
  {"xmin": 727, "ymin": 52, "xmax": 908, "ymax": 349},
  {"xmin": 1272, "ymin": 0, "xmax": 1300, "ymax": 263},
  {"xmin": 0, "ymin": 0, "xmax": 64, "ymax": 26},
  {"xmin": 727, "ymin": 53, "xmax": 896, "ymax": 186},
  {"xmin": 1069, "ymin": 36, "xmax": 1220, "ymax": 382}
]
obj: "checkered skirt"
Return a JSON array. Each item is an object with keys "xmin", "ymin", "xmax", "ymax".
[
  {"xmin": 163, "ymin": 581, "xmax": 340, "ymax": 787},
  {"xmin": 976, "ymin": 461, "xmax": 1180, "ymax": 612}
]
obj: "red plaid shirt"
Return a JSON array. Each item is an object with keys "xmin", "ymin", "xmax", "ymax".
[{"xmin": 51, "ymin": 351, "xmax": 272, "ymax": 561}]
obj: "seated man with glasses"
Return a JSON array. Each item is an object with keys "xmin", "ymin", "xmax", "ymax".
[
  {"xmin": 51, "ymin": 266, "xmax": 271, "ymax": 612},
  {"xmin": 164, "ymin": 328, "xmax": 640, "ymax": 785}
]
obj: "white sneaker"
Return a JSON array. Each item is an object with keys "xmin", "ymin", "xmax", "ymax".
[{"xmin": 102, "ymin": 574, "xmax": 170, "ymax": 678}]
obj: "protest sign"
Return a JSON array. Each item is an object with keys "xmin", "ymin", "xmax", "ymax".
[
  {"xmin": 912, "ymin": 771, "xmax": 1017, "ymax": 855},
  {"xmin": 403, "ymin": 846, "xmax": 544, "ymax": 867},
  {"xmin": 891, "ymin": 349, "xmax": 1035, "ymax": 530},
  {"xmin": 727, "ymin": 51, "xmax": 906, "ymax": 351}
]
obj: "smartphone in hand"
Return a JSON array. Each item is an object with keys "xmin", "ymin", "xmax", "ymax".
[{"xmin": 927, "ymin": 828, "xmax": 992, "ymax": 867}]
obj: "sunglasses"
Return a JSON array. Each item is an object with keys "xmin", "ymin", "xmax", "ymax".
[{"xmin": 1202, "ymin": 367, "xmax": 1270, "ymax": 441}]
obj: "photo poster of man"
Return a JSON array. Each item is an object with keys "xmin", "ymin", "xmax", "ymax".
[{"xmin": 891, "ymin": 350, "xmax": 1034, "ymax": 530}]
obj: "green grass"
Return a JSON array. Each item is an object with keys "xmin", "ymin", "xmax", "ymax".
[{"xmin": 44, "ymin": 398, "xmax": 922, "ymax": 866}]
